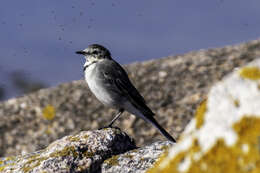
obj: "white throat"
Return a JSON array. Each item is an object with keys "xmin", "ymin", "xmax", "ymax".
[{"xmin": 84, "ymin": 60, "xmax": 92, "ymax": 68}]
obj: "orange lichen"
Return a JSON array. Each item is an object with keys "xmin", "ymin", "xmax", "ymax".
[
  {"xmin": 147, "ymin": 116, "xmax": 260, "ymax": 173},
  {"xmin": 239, "ymin": 66, "xmax": 260, "ymax": 80},
  {"xmin": 195, "ymin": 100, "xmax": 207, "ymax": 129},
  {"xmin": 42, "ymin": 105, "xmax": 56, "ymax": 120}
]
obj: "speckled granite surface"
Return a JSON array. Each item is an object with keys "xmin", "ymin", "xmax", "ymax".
[
  {"xmin": 0, "ymin": 39, "xmax": 260, "ymax": 157},
  {"xmin": 0, "ymin": 128, "xmax": 136, "ymax": 173}
]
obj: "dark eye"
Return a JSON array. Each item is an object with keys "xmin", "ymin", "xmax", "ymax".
[{"xmin": 92, "ymin": 50, "xmax": 98, "ymax": 54}]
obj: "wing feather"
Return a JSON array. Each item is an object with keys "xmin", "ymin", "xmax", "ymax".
[{"xmin": 99, "ymin": 60, "xmax": 154, "ymax": 116}]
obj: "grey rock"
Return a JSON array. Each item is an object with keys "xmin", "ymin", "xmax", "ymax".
[
  {"xmin": 0, "ymin": 128, "xmax": 136, "ymax": 173},
  {"xmin": 102, "ymin": 141, "xmax": 174, "ymax": 173},
  {"xmin": 1, "ymin": 39, "xmax": 260, "ymax": 156}
]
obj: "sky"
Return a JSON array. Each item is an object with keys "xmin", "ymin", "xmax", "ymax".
[{"xmin": 0, "ymin": 0, "xmax": 260, "ymax": 99}]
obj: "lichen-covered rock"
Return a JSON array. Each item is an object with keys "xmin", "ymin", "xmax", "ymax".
[
  {"xmin": 1, "ymin": 39, "xmax": 260, "ymax": 156},
  {"xmin": 0, "ymin": 128, "xmax": 136, "ymax": 173},
  {"xmin": 148, "ymin": 59, "xmax": 260, "ymax": 172},
  {"xmin": 102, "ymin": 141, "xmax": 174, "ymax": 173}
]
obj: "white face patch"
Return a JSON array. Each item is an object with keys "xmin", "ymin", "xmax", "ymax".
[
  {"xmin": 85, "ymin": 54, "xmax": 98, "ymax": 62},
  {"xmin": 88, "ymin": 56, "xmax": 96, "ymax": 62}
]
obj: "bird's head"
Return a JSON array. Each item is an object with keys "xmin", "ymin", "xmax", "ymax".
[{"xmin": 76, "ymin": 44, "xmax": 112, "ymax": 64}]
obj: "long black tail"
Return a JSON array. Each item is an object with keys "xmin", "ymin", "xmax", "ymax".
[{"xmin": 144, "ymin": 115, "xmax": 176, "ymax": 143}]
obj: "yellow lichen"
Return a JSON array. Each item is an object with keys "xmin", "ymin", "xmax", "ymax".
[
  {"xmin": 124, "ymin": 153, "xmax": 134, "ymax": 160},
  {"xmin": 4, "ymin": 156, "xmax": 16, "ymax": 162},
  {"xmin": 239, "ymin": 66, "xmax": 260, "ymax": 80},
  {"xmin": 195, "ymin": 99, "xmax": 207, "ymax": 129},
  {"xmin": 50, "ymin": 146, "xmax": 78, "ymax": 158},
  {"xmin": 68, "ymin": 136, "xmax": 80, "ymax": 142},
  {"xmin": 234, "ymin": 99, "xmax": 240, "ymax": 107},
  {"xmin": 0, "ymin": 166, "xmax": 5, "ymax": 171},
  {"xmin": 232, "ymin": 116, "xmax": 260, "ymax": 170},
  {"xmin": 83, "ymin": 151, "xmax": 95, "ymax": 158},
  {"xmin": 18, "ymin": 147, "xmax": 78, "ymax": 172},
  {"xmin": 0, "ymin": 156, "xmax": 16, "ymax": 171},
  {"xmin": 140, "ymin": 157, "xmax": 146, "ymax": 162},
  {"xmin": 0, "ymin": 153, "xmax": 49, "ymax": 172},
  {"xmin": 22, "ymin": 157, "xmax": 47, "ymax": 172},
  {"xmin": 21, "ymin": 154, "xmax": 47, "ymax": 172},
  {"xmin": 42, "ymin": 105, "xmax": 56, "ymax": 120},
  {"xmin": 148, "ymin": 139, "xmax": 200, "ymax": 173},
  {"xmin": 147, "ymin": 116, "xmax": 260, "ymax": 173},
  {"xmin": 104, "ymin": 155, "xmax": 119, "ymax": 166},
  {"xmin": 148, "ymin": 147, "xmax": 169, "ymax": 171},
  {"xmin": 160, "ymin": 145, "xmax": 170, "ymax": 151},
  {"xmin": 83, "ymin": 134, "xmax": 89, "ymax": 139}
]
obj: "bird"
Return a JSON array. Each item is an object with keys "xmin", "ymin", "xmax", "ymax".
[{"xmin": 76, "ymin": 44, "xmax": 176, "ymax": 143}]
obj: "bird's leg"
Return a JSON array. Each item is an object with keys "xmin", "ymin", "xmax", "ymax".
[
  {"xmin": 107, "ymin": 109, "xmax": 124, "ymax": 127},
  {"xmin": 98, "ymin": 109, "xmax": 124, "ymax": 130}
]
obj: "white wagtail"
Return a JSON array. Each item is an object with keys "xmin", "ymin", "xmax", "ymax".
[{"xmin": 76, "ymin": 44, "xmax": 176, "ymax": 143}]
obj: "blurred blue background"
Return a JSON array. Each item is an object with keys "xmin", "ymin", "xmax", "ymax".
[{"xmin": 0, "ymin": 0, "xmax": 260, "ymax": 100}]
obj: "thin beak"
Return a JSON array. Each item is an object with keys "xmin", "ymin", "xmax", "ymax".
[{"xmin": 75, "ymin": 50, "xmax": 85, "ymax": 55}]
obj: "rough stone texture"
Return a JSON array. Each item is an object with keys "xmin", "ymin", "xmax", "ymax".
[
  {"xmin": 0, "ymin": 128, "xmax": 136, "ymax": 173},
  {"xmin": 1, "ymin": 39, "xmax": 260, "ymax": 156},
  {"xmin": 148, "ymin": 59, "xmax": 260, "ymax": 173},
  {"xmin": 102, "ymin": 141, "xmax": 173, "ymax": 173}
]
